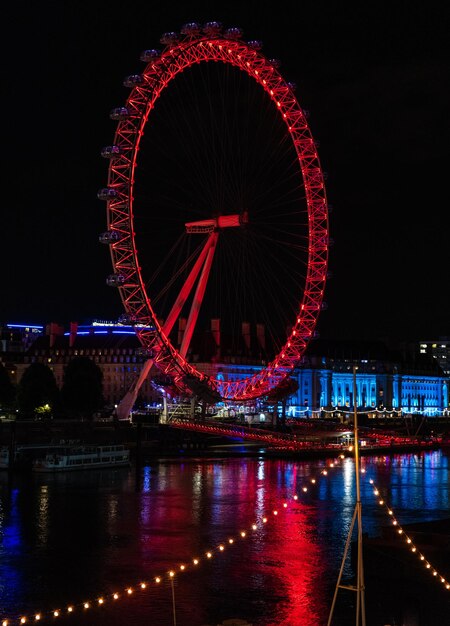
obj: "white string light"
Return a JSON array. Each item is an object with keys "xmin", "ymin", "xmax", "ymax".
[{"xmin": 368, "ymin": 478, "xmax": 450, "ymax": 590}]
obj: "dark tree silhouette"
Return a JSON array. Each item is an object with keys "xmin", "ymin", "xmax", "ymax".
[
  {"xmin": 17, "ymin": 362, "xmax": 60, "ymax": 419},
  {"xmin": 61, "ymin": 356, "xmax": 104, "ymax": 419},
  {"xmin": 0, "ymin": 362, "xmax": 16, "ymax": 410}
]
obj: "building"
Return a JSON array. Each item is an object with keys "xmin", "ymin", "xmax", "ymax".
[
  {"xmin": 1, "ymin": 321, "xmax": 449, "ymax": 418},
  {"xmin": 196, "ymin": 338, "xmax": 449, "ymax": 418},
  {"xmin": 289, "ymin": 339, "xmax": 449, "ymax": 418},
  {"xmin": 0, "ymin": 321, "xmax": 161, "ymax": 412},
  {"xmin": 419, "ymin": 338, "xmax": 450, "ymax": 376},
  {"xmin": 0, "ymin": 323, "xmax": 44, "ymax": 352}
]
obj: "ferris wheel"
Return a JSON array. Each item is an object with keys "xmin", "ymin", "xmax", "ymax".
[{"xmin": 98, "ymin": 22, "xmax": 329, "ymax": 412}]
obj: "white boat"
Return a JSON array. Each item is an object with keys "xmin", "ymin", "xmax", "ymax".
[
  {"xmin": 0, "ymin": 443, "xmax": 72, "ymax": 470},
  {"xmin": 32, "ymin": 444, "xmax": 130, "ymax": 472}
]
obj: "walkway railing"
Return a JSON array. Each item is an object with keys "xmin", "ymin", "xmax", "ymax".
[
  {"xmin": 169, "ymin": 416, "xmax": 302, "ymax": 447},
  {"xmin": 167, "ymin": 417, "xmax": 441, "ymax": 453}
]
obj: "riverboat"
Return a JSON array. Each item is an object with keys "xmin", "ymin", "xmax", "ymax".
[
  {"xmin": 32, "ymin": 444, "xmax": 130, "ymax": 472},
  {"xmin": 0, "ymin": 443, "xmax": 79, "ymax": 470}
]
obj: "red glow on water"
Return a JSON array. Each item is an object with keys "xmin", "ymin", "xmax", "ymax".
[
  {"xmin": 261, "ymin": 505, "xmax": 329, "ymax": 625},
  {"xmin": 101, "ymin": 460, "xmax": 337, "ymax": 624}
]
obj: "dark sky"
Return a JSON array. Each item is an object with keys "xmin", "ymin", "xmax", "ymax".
[{"xmin": 3, "ymin": 1, "xmax": 449, "ymax": 344}]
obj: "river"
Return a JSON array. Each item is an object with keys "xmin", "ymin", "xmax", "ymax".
[{"xmin": 0, "ymin": 448, "xmax": 449, "ymax": 626}]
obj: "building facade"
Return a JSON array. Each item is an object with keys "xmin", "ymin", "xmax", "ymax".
[
  {"xmin": 1, "ymin": 322, "xmax": 449, "ymax": 418},
  {"xmin": 419, "ymin": 338, "xmax": 450, "ymax": 376},
  {"xmin": 0, "ymin": 321, "xmax": 161, "ymax": 413}
]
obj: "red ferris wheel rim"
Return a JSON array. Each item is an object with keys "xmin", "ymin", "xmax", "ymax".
[{"xmin": 101, "ymin": 23, "xmax": 329, "ymax": 402}]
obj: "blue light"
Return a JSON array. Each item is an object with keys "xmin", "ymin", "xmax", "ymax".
[
  {"xmin": 7, "ymin": 324, "xmax": 43, "ymax": 330},
  {"xmin": 63, "ymin": 329, "xmax": 137, "ymax": 336}
]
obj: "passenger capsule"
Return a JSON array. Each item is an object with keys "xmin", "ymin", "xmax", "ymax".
[
  {"xmin": 140, "ymin": 49, "xmax": 161, "ymax": 62},
  {"xmin": 100, "ymin": 145, "xmax": 122, "ymax": 159},
  {"xmin": 97, "ymin": 188, "xmax": 118, "ymax": 201},
  {"xmin": 106, "ymin": 274, "xmax": 126, "ymax": 287},
  {"xmin": 160, "ymin": 32, "xmax": 179, "ymax": 45},
  {"xmin": 181, "ymin": 22, "xmax": 201, "ymax": 35},
  {"xmin": 109, "ymin": 107, "xmax": 130, "ymax": 121},
  {"xmin": 99, "ymin": 230, "xmax": 121, "ymax": 244},
  {"xmin": 247, "ymin": 40, "xmax": 263, "ymax": 50},
  {"xmin": 268, "ymin": 58, "xmax": 281, "ymax": 68},
  {"xmin": 224, "ymin": 27, "xmax": 243, "ymax": 39},
  {"xmin": 202, "ymin": 21, "xmax": 222, "ymax": 35},
  {"xmin": 286, "ymin": 81, "xmax": 297, "ymax": 91},
  {"xmin": 123, "ymin": 74, "xmax": 143, "ymax": 88}
]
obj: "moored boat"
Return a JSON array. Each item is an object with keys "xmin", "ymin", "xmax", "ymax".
[
  {"xmin": 0, "ymin": 443, "xmax": 78, "ymax": 470},
  {"xmin": 32, "ymin": 444, "xmax": 130, "ymax": 472}
]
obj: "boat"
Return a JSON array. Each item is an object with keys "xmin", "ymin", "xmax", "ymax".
[
  {"xmin": 0, "ymin": 443, "xmax": 79, "ymax": 470},
  {"xmin": 32, "ymin": 444, "xmax": 131, "ymax": 472}
]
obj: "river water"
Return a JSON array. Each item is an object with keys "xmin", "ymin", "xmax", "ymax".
[{"xmin": 0, "ymin": 448, "xmax": 449, "ymax": 626}]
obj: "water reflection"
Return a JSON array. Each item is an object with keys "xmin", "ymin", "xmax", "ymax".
[
  {"xmin": 0, "ymin": 450, "xmax": 449, "ymax": 625},
  {"xmin": 36, "ymin": 484, "xmax": 50, "ymax": 546}
]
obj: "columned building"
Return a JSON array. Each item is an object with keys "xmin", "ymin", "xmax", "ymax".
[
  {"xmin": 283, "ymin": 367, "xmax": 447, "ymax": 417},
  {"xmin": 278, "ymin": 340, "xmax": 449, "ymax": 417}
]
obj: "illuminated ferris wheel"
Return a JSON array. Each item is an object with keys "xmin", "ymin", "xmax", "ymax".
[{"xmin": 98, "ymin": 22, "xmax": 329, "ymax": 410}]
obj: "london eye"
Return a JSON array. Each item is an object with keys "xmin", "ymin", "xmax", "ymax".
[{"xmin": 98, "ymin": 22, "xmax": 329, "ymax": 409}]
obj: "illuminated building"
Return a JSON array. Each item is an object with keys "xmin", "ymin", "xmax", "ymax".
[
  {"xmin": 0, "ymin": 323, "xmax": 44, "ymax": 352},
  {"xmin": 0, "ymin": 320, "xmax": 160, "ymax": 410},
  {"xmin": 0, "ymin": 321, "xmax": 448, "ymax": 418},
  {"xmin": 419, "ymin": 338, "xmax": 450, "ymax": 376}
]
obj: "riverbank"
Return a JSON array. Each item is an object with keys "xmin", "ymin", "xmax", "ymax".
[{"xmin": 0, "ymin": 418, "xmax": 443, "ymax": 468}]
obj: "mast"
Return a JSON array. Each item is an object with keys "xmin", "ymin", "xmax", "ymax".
[{"xmin": 327, "ymin": 365, "xmax": 366, "ymax": 625}]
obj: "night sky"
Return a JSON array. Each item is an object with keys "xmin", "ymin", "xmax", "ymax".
[{"xmin": 3, "ymin": 1, "xmax": 449, "ymax": 344}]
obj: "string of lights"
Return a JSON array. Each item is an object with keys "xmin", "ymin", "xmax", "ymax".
[
  {"xmin": 0, "ymin": 456, "xmax": 344, "ymax": 624},
  {"xmin": 0, "ymin": 503, "xmax": 293, "ymax": 624},
  {"xmin": 368, "ymin": 478, "xmax": 450, "ymax": 590},
  {"xmin": 1, "ymin": 454, "xmax": 448, "ymax": 625}
]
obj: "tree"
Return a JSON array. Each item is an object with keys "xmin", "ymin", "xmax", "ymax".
[
  {"xmin": 0, "ymin": 362, "xmax": 16, "ymax": 411},
  {"xmin": 17, "ymin": 363, "xmax": 60, "ymax": 419},
  {"xmin": 61, "ymin": 356, "xmax": 104, "ymax": 419}
]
